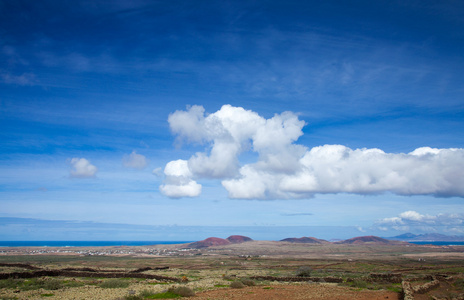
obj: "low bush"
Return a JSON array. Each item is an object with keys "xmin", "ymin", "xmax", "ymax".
[
  {"xmin": 43, "ymin": 279, "xmax": 63, "ymax": 290},
  {"xmin": 230, "ymin": 281, "xmax": 245, "ymax": 289},
  {"xmin": 296, "ymin": 266, "xmax": 312, "ymax": 277},
  {"xmin": 168, "ymin": 286, "xmax": 195, "ymax": 297},
  {"xmin": 241, "ymin": 279, "xmax": 255, "ymax": 286},
  {"xmin": 350, "ymin": 279, "xmax": 368, "ymax": 289}
]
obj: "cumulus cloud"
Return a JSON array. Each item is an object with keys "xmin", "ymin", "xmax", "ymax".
[
  {"xmin": 160, "ymin": 105, "xmax": 464, "ymax": 199},
  {"xmin": 69, "ymin": 158, "xmax": 97, "ymax": 178},
  {"xmin": 375, "ymin": 211, "xmax": 464, "ymax": 234},
  {"xmin": 159, "ymin": 160, "xmax": 201, "ymax": 198},
  {"xmin": 122, "ymin": 151, "xmax": 148, "ymax": 169}
]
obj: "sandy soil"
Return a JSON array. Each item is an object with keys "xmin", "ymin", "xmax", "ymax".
[{"xmin": 190, "ymin": 284, "xmax": 400, "ymax": 300}]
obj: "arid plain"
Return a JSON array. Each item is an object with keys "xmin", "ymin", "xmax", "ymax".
[{"xmin": 1, "ymin": 238, "xmax": 464, "ymax": 299}]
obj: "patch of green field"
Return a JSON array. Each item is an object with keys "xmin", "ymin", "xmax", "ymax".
[
  {"xmin": 0, "ymin": 278, "xmax": 63, "ymax": 291},
  {"xmin": 144, "ymin": 291, "xmax": 181, "ymax": 299}
]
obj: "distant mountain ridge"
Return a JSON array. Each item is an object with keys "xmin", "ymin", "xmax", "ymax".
[
  {"xmin": 388, "ymin": 233, "xmax": 464, "ymax": 242},
  {"xmin": 280, "ymin": 237, "xmax": 329, "ymax": 244},
  {"xmin": 188, "ymin": 235, "xmax": 408, "ymax": 248},
  {"xmin": 185, "ymin": 233, "xmax": 464, "ymax": 249},
  {"xmin": 335, "ymin": 235, "xmax": 400, "ymax": 245}
]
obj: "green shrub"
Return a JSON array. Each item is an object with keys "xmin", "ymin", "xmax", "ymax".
[
  {"xmin": 99, "ymin": 279, "xmax": 130, "ymax": 289},
  {"xmin": 230, "ymin": 281, "xmax": 245, "ymax": 289},
  {"xmin": 296, "ymin": 266, "xmax": 312, "ymax": 277},
  {"xmin": 351, "ymin": 279, "xmax": 368, "ymax": 289}
]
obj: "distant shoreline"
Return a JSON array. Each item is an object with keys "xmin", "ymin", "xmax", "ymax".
[{"xmin": 1, "ymin": 240, "xmax": 463, "ymax": 247}]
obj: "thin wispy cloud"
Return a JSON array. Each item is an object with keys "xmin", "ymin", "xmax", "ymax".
[
  {"xmin": 0, "ymin": 72, "xmax": 37, "ymax": 86},
  {"xmin": 281, "ymin": 213, "xmax": 314, "ymax": 217}
]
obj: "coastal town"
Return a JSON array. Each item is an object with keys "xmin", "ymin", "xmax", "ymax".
[{"xmin": 0, "ymin": 245, "xmax": 201, "ymax": 257}]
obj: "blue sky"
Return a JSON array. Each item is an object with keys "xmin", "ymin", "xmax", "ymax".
[{"xmin": 1, "ymin": 0, "xmax": 463, "ymax": 241}]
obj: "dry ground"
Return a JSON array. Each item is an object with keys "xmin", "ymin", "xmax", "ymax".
[
  {"xmin": 191, "ymin": 283, "xmax": 400, "ymax": 300},
  {"xmin": 0, "ymin": 241, "xmax": 463, "ymax": 299}
]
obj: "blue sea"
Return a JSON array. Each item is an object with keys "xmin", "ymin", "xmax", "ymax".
[
  {"xmin": 409, "ymin": 241, "xmax": 464, "ymax": 246},
  {"xmin": 0, "ymin": 241, "xmax": 192, "ymax": 247}
]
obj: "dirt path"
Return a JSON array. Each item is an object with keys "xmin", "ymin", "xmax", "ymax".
[{"xmin": 191, "ymin": 284, "xmax": 401, "ymax": 300}]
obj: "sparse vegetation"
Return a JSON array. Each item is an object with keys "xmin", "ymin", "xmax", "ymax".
[
  {"xmin": 1, "ymin": 242, "xmax": 464, "ymax": 299},
  {"xmin": 0, "ymin": 278, "xmax": 18, "ymax": 289},
  {"xmin": 99, "ymin": 279, "xmax": 131, "ymax": 289},
  {"xmin": 0, "ymin": 278, "xmax": 63, "ymax": 291}
]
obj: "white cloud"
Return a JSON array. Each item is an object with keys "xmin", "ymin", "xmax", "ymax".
[
  {"xmin": 159, "ymin": 160, "xmax": 201, "ymax": 198},
  {"xmin": 375, "ymin": 211, "xmax": 464, "ymax": 234},
  {"xmin": 69, "ymin": 158, "xmax": 97, "ymax": 178},
  {"xmin": 122, "ymin": 151, "xmax": 148, "ymax": 169},
  {"xmin": 162, "ymin": 105, "xmax": 464, "ymax": 199}
]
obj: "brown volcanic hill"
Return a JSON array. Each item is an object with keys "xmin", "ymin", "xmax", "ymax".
[
  {"xmin": 280, "ymin": 237, "xmax": 328, "ymax": 244},
  {"xmin": 187, "ymin": 237, "xmax": 231, "ymax": 249},
  {"xmin": 226, "ymin": 235, "xmax": 253, "ymax": 243},
  {"xmin": 337, "ymin": 235, "xmax": 393, "ymax": 245}
]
